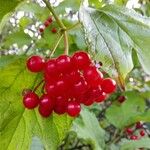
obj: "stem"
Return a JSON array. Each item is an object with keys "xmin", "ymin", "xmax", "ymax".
[
  {"xmin": 33, "ymin": 80, "xmax": 44, "ymax": 92},
  {"xmin": 64, "ymin": 31, "xmax": 69, "ymax": 55},
  {"xmin": 66, "ymin": 22, "xmax": 81, "ymax": 31},
  {"xmin": 49, "ymin": 34, "xmax": 64, "ymax": 57},
  {"xmin": 43, "ymin": 0, "xmax": 66, "ymax": 29}
]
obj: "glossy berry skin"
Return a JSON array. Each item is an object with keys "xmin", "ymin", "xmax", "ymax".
[
  {"xmin": 23, "ymin": 92, "xmax": 39, "ymax": 109},
  {"xmin": 39, "ymin": 94, "xmax": 54, "ymax": 109},
  {"xmin": 72, "ymin": 51, "xmax": 91, "ymax": 70},
  {"xmin": 72, "ymin": 78, "xmax": 88, "ymax": 97},
  {"xmin": 55, "ymin": 78, "xmax": 69, "ymax": 95},
  {"xmin": 95, "ymin": 92, "xmax": 107, "ymax": 103},
  {"xmin": 67, "ymin": 101, "xmax": 81, "ymax": 117},
  {"xmin": 101, "ymin": 78, "xmax": 116, "ymax": 94},
  {"xmin": 56, "ymin": 55, "xmax": 72, "ymax": 73},
  {"xmin": 130, "ymin": 135, "xmax": 138, "ymax": 140},
  {"xmin": 51, "ymin": 28, "xmax": 57, "ymax": 33},
  {"xmin": 83, "ymin": 66, "xmax": 103, "ymax": 86},
  {"xmin": 27, "ymin": 55, "xmax": 45, "ymax": 72},
  {"xmin": 126, "ymin": 128, "xmax": 133, "ymax": 135},
  {"xmin": 45, "ymin": 82, "xmax": 56, "ymax": 97},
  {"xmin": 136, "ymin": 122, "xmax": 143, "ymax": 129},
  {"xmin": 44, "ymin": 20, "xmax": 50, "ymax": 27},
  {"xmin": 39, "ymin": 27, "xmax": 44, "ymax": 33},
  {"xmin": 54, "ymin": 96, "xmax": 67, "ymax": 115},
  {"xmin": 140, "ymin": 130, "xmax": 145, "ymax": 137},
  {"xmin": 64, "ymin": 70, "xmax": 81, "ymax": 85},
  {"xmin": 44, "ymin": 59, "xmax": 58, "ymax": 76},
  {"xmin": 38, "ymin": 106, "xmax": 53, "ymax": 117}
]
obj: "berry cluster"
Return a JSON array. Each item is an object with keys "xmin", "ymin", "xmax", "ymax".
[
  {"xmin": 125, "ymin": 121, "xmax": 146, "ymax": 141},
  {"xmin": 39, "ymin": 16, "xmax": 57, "ymax": 33},
  {"xmin": 23, "ymin": 51, "xmax": 116, "ymax": 118}
]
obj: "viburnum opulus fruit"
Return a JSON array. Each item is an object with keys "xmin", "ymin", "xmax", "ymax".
[{"xmin": 23, "ymin": 51, "xmax": 116, "ymax": 118}]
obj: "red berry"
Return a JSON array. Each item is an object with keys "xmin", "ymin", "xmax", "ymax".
[
  {"xmin": 72, "ymin": 51, "xmax": 91, "ymax": 70},
  {"xmin": 44, "ymin": 59, "xmax": 58, "ymax": 76},
  {"xmin": 39, "ymin": 27, "xmax": 44, "ymax": 33},
  {"xmin": 126, "ymin": 128, "xmax": 133, "ymax": 135},
  {"xmin": 23, "ymin": 92, "xmax": 39, "ymax": 109},
  {"xmin": 118, "ymin": 96, "xmax": 126, "ymax": 103},
  {"xmin": 45, "ymin": 82, "xmax": 56, "ymax": 97},
  {"xmin": 83, "ymin": 97, "xmax": 94, "ymax": 106},
  {"xmin": 101, "ymin": 78, "xmax": 116, "ymax": 94},
  {"xmin": 47, "ymin": 17, "xmax": 53, "ymax": 23},
  {"xmin": 38, "ymin": 106, "xmax": 53, "ymax": 117},
  {"xmin": 55, "ymin": 77, "xmax": 69, "ymax": 95},
  {"xmin": 64, "ymin": 70, "xmax": 81, "ymax": 85},
  {"xmin": 83, "ymin": 66, "xmax": 103, "ymax": 86},
  {"xmin": 95, "ymin": 92, "xmax": 107, "ymax": 103},
  {"xmin": 67, "ymin": 101, "xmax": 81, "ymax": 117},
  {"xmin": 90, "ymin": 86, "xmax": 102, "ymax": 100},
  {"xmin": 39, "ymin": 94, "xmax": 54, "ymax": 109},
  {"xmin": 51, "ymin": 28, "xmax": 57, "ymax": 33},
  {"xmin": 130, "ymin": 135, "xmax": 138, "ymax": 140},
  {"xmin": 27, "ymin": 55, "xmax": 45, "ymax": 72},
  {"xmin": 72, "ymin": 77, "xmax": 88, "ymax": 97},
  {"xmin": 56, "ymin": 55, "xmax": 72, "ymax": 73},
  {"xmin": 140, "ymin": 130, "xmax": 145, "ymax": 136},
  {"xmin": 136, "ymin": 122, "xmax": 143, "ymax": 129},
  {"xmin": 54, "ymin": 96, "xmax": 67, "ymax": 115},
  {"xmin": 44, "ymin": 20, "xmax": 50, "ymax": 27}
]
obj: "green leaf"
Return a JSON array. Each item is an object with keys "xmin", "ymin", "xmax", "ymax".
[
  {"xmin": 114, "ymin": 0, "xmax": 128, "ymax": 6},
  {"xmin": 0, "ymin": 0, "xmax": 21, "ymax": 21},
  {"xmin": 106, "ymin": 91, "xmax": 147, "ymax": 129},
  {"xmin": 0, "ymin": 56, "xmax": 72, "ymax": 150},
  {"xmin": 2, "ymin": 29, "xmax": 32, "ymax": 48},
  {"xmin": 19, "ymin": 17, "xmax": 32, "ymax": 28},
  {"xmin": 72, "ymin": 108, "xmax": 105, "ymax": 150},
  {"xmin": 55, "ymin": 0, "xmax": 81, "ymax": 15},
  {"xmin": 120, "ymin": 138, "xmax": 150, "ymax": 150},
  {"xmin": 79, "ymin": 5, "xmax": 150, "ymax": 83}
]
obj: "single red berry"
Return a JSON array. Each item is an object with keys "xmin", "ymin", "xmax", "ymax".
[
  {"xmin": 90, "ymin": 86, "xmax": 102, "ymax": 100},
  {"xmin": 51, "ymin": 28, "xmax": 57, "ymax": 33},
  {"xmin": 45, "ymin": 82, "xmax": 56, "ymax": 97},
  {"xmin": 44, "ymin": 20, "xmax": 50, "ymax": 27},
  {"xmin": 136, "ymin": 122, "xmax": 143, "ymax": 129},
  {"xmin": 130, "ymin": 135, "xmax": 138, "ymax": 140},
  {"xmin": 101, "ymin": 78, "xmax": 116, "ymax": 94},
  {"xmin": 95, "ymin": 92, "xmax": 107, "ymax": 103},
  {"xmin": 23, "ymin": 92, "xmax": 39, "ymax": 109},
  {"xmin": 27, "ymin": 55, "xmax": 45, "ymax": 72},
  {"xmin": 118, "ymin": 96, "xmax": 126, "ymax": 103},
  {"xmin": 72, "ymin": 77, "xmax": 88, "ymax": 97},
  {"xmin": 126, "ymin": 128, "xmax": 133, "ymax": 135},
  {"xmin": 54, "ymin": 96, "xmax": 67, "ymax": 115},
  {"xmin": 47, "ymin": 17, "xmax": 53, "ymax": 23},
  {"xmin": 56, "ymin": 55, "xmax": 72, "ymax": 73},
  {"xmin": 83, "ymin": 66, "xmax": 103, "ymax": 86},
  {"xmin": 67, "ymin": 101, "xmax": 81, "ymax": 117},
  {"xmin": 140, "ymin": 130, "xmax": 145, "ymax": 137},
  {"xmin": 44, "ymin": 59, "xmax": 58, "ymax": 76},
  {"xmin": 38, "ymin": 106, "xmax": 53, "ymax": 117},
  {"xmin": 39, "ymin": 94, "xmax": 54, "ymax": 109},
  {"xmin": 55, "ymin": 77, "xmax": 69, "ymax": 95},
  {"xmin": 72, "ymin": 51, "xmax": 91, "ymax": 70},
  {"xmin": 39, "ymin": 27, "xmax": 44, "ymax": 33}
]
